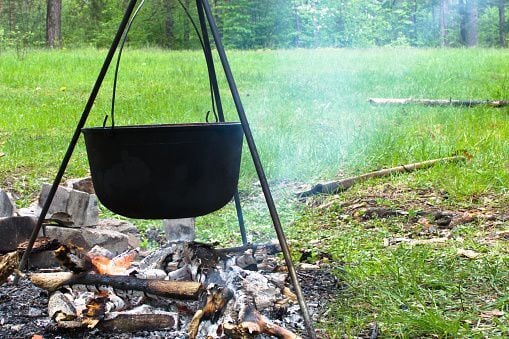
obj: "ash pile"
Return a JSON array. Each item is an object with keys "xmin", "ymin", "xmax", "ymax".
[
  {"xmin": 11, "ymin": 241, "xmax": 336, "ymax": 338},
  {"xmin": 1, "ymin": 180, "xmax": 338, "ymax": 338}
]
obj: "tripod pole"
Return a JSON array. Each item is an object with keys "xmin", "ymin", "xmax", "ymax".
[
  {"xmin": 195, "ymin": 0, "xmax": 248, "ymax": 245},
  {"xmin": 16, "ymin": 0, "xmax": 139, "ymax": 279},
  {"xmin": 199, "ymin": 0, "xmax": 317, "ymax": 337}
]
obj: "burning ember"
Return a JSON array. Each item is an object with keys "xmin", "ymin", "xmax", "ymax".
[{"xmin": 17, "ymin": 240, "xmax": 336, "ymax": 338}]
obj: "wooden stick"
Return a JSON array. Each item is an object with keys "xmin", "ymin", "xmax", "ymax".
[
  {"xmin": 0, "ymin": 252, "xmax": 19, "ymax": 285},
  {"xmin": 368, "ymin": 98, "xmax": 509, "ymax": 107},
  {"xmin": 30, "ymin": 272, "xmax": 203, "ymax": 300},
  {"xmin": 298, "ymin": 156, "xmax": 466, "ymax": 198}
]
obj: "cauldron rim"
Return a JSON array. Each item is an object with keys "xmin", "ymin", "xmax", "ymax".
[{"xmin": 82, "ymin": 121, "xmax": 242, "ymax": 133}]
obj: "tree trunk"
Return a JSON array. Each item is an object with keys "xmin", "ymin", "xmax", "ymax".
[
  {"xmin": 6, "ymin": 0, "xmax": 16, "ymax": 32},
  {"xmin": 459, "ymin": 0, "xmax": 478, "ymax": 47},
  {"xmin": 410, "ymin": 0, "xmax": 418, "ymax": 43},
  {"xmin": 162, "ymin": 0, "xmax": 174, "ymax": 48},
  {"xmin": 183, "ymin": 0, "xmax": 190, "ymax": 48},
  {"xmin": 439, "ymin": 0, "xmax": 449, "ymax": 47},
  {"xmin": 499, "ymin": 0, "xmax": 506, "ymax": 47},
  {"xmin": 46, "ymin": 0, "xmax": 62, "ymax": 48}
]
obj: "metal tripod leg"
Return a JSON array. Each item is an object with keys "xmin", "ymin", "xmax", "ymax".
[
  {"xmin": 199, "ymin": 0, "xmax": 317, "ymax": 337},
  {"xmin": 195, "ymin": 0, "xmax": 247, "ymax": 245},
  {"xmin": 16, "ymin": 0, "xmax": 140, "ymax": 278}
]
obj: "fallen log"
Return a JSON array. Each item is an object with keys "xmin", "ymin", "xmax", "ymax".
[
  {"xmin": 0, "ymin": 251, "xmax": 19, "ymax": 285},
  {"xmin": 298, "ymin": 156, "xmax": 466, "ymax": 198},
  {"xmin": 30, "ymin": 272, "xmax": 203, "ymax": 300},
  {"xmin": 368, "ymin": 98, "xmax": 509, "ymax": 107}
]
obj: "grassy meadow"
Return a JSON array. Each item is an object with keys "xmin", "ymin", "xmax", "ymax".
[{"xmin": 0, "ymin": 48, "xmax": 508, "ymax": 337}]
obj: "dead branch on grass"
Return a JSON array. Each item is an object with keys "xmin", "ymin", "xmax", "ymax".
[{"xmin": 298, "ymin": 156, "xmax": 466, "ymax": 198}]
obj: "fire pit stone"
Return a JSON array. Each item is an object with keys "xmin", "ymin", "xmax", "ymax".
[
  {"xmin": 163, "ymin": 218, "xmax": 196, "ymax": 242},
  {"xmin": 38, "ymin": 183, "xmax": 99, "ymax": 227},
  {"xmin": 0, "ymin": 216, "xmax": 37, "ymax": 253},
  {"xmin": 0, "ymin": 188, "xmax": 15, "ymax": 218}
]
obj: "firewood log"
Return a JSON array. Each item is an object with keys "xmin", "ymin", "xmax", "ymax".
[
  {"xmin": 48, "ymin": 290, "xmax": 78, "ymax": 322},
  {"xmin": 98, "ymin": 313, "xmax": 177, "ymax": 332},
  {"xmin": 0, "ymin": 251, "xmax": 18, "ymax": 285},
  {"xmin": 188, "ymin": 285, "xmax": 234, "ymax": 338},
  {"xmin": 224, "ymin": 304, "xmax": 302, "ymax": 339},
  {"xmin": 30, "ymin": 272, "xmax": 203, "ymax": 300}
]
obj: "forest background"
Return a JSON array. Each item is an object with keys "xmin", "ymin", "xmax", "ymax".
[{"xmin": 0, "ymin": 0, "xmax": 508, "ymax": 52}]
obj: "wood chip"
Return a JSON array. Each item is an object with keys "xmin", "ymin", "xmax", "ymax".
[
  {"xmin": 457, "ymin": 248, "xmax": 481, "ymax": 259},
  {"xmin": 384, "ymin": 237, "xmax": 449, "ymax": 246},
  {"xmin": 480, "ymin": 310, "xmax": 505, "ymax": 318}
]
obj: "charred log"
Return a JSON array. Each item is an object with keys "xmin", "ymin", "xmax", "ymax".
[
  {"xmin": 224, "ymin": 304, "xmax": 302, "ymax": 339},
  {"xmin": 30, "ymin": 272, "xmax": 203, "ymax": 300},
  {"xmin": 98, "ymin": 313, "xmax": 177, "ymax": 332},
  {"xmin": 188, "ymin": 285, "xmax": 234, "ymax": 338}
]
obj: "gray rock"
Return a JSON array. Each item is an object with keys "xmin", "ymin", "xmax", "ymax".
[
  {"xmin": 28, "ymin": 307, "xmax": 43, "ymax": 317},
  {"xmin": 39, "ymin": 184, "xmax": 69, "ymax": 214},
  {"xmin": 44, "ymin": 226, "xmax": 87, "ymax": 249},
  {"xmin": 97, "ymin": 218, "xmax": 138, "ymax": 234},
  {"xmin": 27, "ymin": 250, "xmax": 60, "ymax": 269},
  {"xmin": 97, "ymin": 218, "xmax": 140, "ymax": 248},
  {"xmin": 81, "ymin": 228, "xmax": 129, "ymax": 255},
  {"xmin": 38, "ymin": 184, "xmax": 99, "ymax": 227},
  {"xmin": 44, "ymin": 225, "xmax": 129, "ymax": 255},
  {"xmin": 88, "ymin": 245, "xmax": 114, "ymax": 259},
  {"xmin": 66, "ymin": 189, "xmax": 99, "ymax": 227},
  {"xmin": 64, "ymin": 177, "xmax": 95, "ymax": 194},
  {"xmin": 0, "ymin": 189, "xmax": 15, "ymax": 218},
  {"xmin": 163, "ymin": 218, "xmax": 195, "ymax": 242},
  {"xmin": 0, "ymin": 216, "xmax": 37, "ymax": 253}
]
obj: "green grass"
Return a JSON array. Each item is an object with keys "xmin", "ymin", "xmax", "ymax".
[
  {"xmin": 290, "ymin": 183, "xmax": 508, "ymax": 338},
  {"xmin": 1, "ymin": 48, "xmax": 508, "ymax": 336},
  {"xmin": 1, "ymin": 48, "xmax": 509, "ymax": 197}
]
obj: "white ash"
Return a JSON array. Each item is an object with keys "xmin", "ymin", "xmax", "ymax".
[{"xmin": 49, "ymin": 241, "xmax": 318, "ymax": 337}]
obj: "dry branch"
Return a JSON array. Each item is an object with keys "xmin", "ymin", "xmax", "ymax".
[
  {"xmin": 368, "ymin": 98, "xmax": 509, "ymax": 107},
  {"xmin": 0, "ymin": 252, "xmax": 18, "ymax": 285},
  {"xmin": 298, "ymin": 156, "xmax": 466, "ymax": 198},
  {"xmin": 30, "ymin": 272, "xmax": 203, "ymax": 300}
]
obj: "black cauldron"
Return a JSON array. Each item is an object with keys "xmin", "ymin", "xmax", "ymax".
[{"xmin": 82, "ymin": 122, "xmax": 243, "ymax": 219}]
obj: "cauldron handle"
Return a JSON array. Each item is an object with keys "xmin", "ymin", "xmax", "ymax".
[
  {"xmin": 108, "ymin": 0, "xmax": 218, "ymax": 129},
  {"xmin": 108, "ymin": 0, "xmax": 146, "ymax": 129}
]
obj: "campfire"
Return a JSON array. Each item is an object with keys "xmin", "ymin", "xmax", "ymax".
[{"xmin": 23, "ymin": 240, "xmax": 323, "ymax": 338}]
